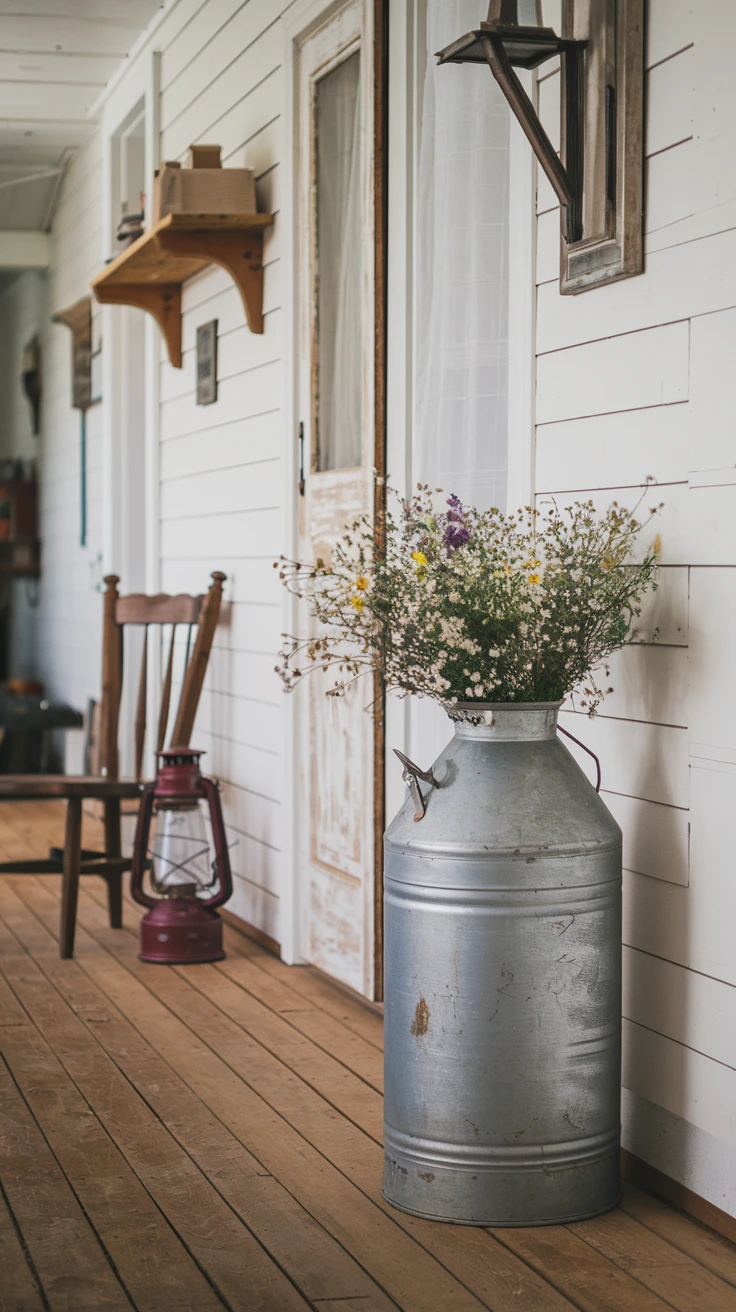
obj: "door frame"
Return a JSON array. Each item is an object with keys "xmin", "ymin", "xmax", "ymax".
[{"xmin": 280, "ymin": 0, "xmax": 387, "ymax": 991}]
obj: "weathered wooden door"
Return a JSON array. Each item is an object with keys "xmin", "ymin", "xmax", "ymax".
[{"xmin": 296, "ymin": 0, "xmax": 377, "ymax": 997}]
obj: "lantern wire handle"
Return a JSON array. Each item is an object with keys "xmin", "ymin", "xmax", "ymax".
[{"xmin": 145, "ymin": 835, "xmax": 241, "ymax": 898}]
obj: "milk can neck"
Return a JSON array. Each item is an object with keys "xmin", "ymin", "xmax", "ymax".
[{"xmin": 450, "ymin": 702, "xmax": 561, "ymax": 742}]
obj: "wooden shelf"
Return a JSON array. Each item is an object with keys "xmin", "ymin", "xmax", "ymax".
[{"xmin": 90, "ymin": 212, "xmax": 274, "ymax": 368}]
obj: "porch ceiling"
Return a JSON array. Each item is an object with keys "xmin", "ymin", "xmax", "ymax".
[{"xmin": 0, "ymin": 1, "xmax": 163, "ymax": 231}]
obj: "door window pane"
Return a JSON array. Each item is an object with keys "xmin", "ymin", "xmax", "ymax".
[{"xmin": 315, "ymin": 49, "xmax": 362, "ymax": 471}]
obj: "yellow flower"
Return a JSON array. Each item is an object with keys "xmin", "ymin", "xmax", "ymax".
[
  {"xmin": 351, "ymin": 595, "xmax": 365, "ymax": 611},
  {"xmin": 653, "ymin": 533, "xmax": 662, "ymax": 560},
  {"xmin": 411, "ymin": 551, "xmax": 428, "ymax": 566},
  {"xmin": 527, "ymin": 573, "xmax": 540, "ymax": 585},
  {"xmin": 355, "ymin": 576, "xmax": 369, "ymax": 591}
]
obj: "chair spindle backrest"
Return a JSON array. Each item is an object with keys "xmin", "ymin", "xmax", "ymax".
[{"xmin": 98, "ymin": 571, "xmax": 225, "ymax": 780}]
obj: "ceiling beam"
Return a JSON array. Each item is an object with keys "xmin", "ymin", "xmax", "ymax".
[{"xmin": 0, "ymin": 231, "xmax": 50, "ymax": 270}]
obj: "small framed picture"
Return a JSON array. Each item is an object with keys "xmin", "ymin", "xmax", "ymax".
[{"xmin": 196, "ymin": 319, "xmax": 218, "ymax": 405}]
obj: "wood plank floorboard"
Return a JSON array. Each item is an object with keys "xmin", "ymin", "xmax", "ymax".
[{"xmin": 0, "ymin": 801, "xmax": 734, "ymax": 1312}]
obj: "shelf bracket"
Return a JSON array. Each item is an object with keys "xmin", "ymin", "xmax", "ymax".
[
  {"xmin": 51, "ymin": 296, "xmax": 92, "ymax": 410},
  {"xmin": 91, "ymin": 214, "xmax": 273, "ymax": 367},
  {"xmin": 93, "ymin": 282, "xmax": 183, "ymax": 368},
  {"xmin": 157, "ymin": 228, "xmax": 266, "ymax": 335}
]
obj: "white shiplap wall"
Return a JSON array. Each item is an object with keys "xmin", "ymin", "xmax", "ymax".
[
  {"xmin": 537, "ymin": 0, "xmax": 736, "ymax": 1217},
  {"xmin": 155, "ymin": 0, "xmax": 288, "ymax": 943},
  {"xmin": 28, "ymin": 0, "xmax": 291, "ymax": 938}
]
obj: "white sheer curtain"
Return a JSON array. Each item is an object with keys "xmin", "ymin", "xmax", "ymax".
[
  {"xmin": 406, "ymin": 1, "xmax": 512, "ymax": 772},
  {"xmin": 316, "ymin": 49, "xmax": 362, "ymax": 471},
  {"xmin": 414, "ymin": 0, "xmax": 510, "ymax": 510}
]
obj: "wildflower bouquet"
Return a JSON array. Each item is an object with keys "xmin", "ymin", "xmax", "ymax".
[{"xmin": 276, "ymin": 487, "xmax": 660, "ymax": 714}]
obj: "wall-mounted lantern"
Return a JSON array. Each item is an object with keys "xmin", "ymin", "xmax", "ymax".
[{"xmin": 437, "ymin": 0, "xmax": 644, "ymax": 293}]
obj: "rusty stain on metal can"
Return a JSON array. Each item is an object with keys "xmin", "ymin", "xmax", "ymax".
[{"xmin": 410, "ymin": 995, "xmax": 430, "ymax": 1037}]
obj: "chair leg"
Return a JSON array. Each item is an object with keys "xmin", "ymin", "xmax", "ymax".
[
  {"xmin": 104, "ymin": 797, "xmax": 123, "ymax": 930},
  {"xmin": 105, "ymin": 871, "xmax": 123, "ymax": 930},
  {"xmin": 60, "ymin": 797, "xmax": 82, "ymax": 959}
]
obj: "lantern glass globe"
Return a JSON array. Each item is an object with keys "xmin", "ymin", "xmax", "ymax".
[{"xmin": 150, "ymin": 801, "xmax": 214, "ymax": 896}]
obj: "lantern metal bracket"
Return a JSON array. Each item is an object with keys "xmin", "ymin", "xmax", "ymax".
[{"xmin": 437, "ymin": 0, "xmax": 645, "ymax": 293}]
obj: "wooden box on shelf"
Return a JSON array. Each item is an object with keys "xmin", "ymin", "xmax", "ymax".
[{"xmin": 152, "ymin": 144, "xmax": 256, "ymax": 224}]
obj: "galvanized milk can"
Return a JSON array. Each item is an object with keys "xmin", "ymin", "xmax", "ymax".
[{"xmin": 383, "ymin": 702, "xmax": 622, "ymax": 1226}]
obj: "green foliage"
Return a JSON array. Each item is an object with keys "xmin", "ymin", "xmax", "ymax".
[{"xmin": 276, "ymin": 486, "xmax": 661, "ymax": 712}]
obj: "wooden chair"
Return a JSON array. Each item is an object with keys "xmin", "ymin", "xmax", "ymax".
[{"xmin": 0, "ymin": 570, "xmax": 225, "ymax": 957}]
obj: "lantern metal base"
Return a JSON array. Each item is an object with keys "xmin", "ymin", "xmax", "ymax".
[{"xmin": 138, "ymin": 898, "xmax": 225, "ymax": 965}]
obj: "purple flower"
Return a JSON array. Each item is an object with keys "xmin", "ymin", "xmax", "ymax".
[{"xmin": 443, "ymin": 495, "xmax": 471, "ymax": 552}]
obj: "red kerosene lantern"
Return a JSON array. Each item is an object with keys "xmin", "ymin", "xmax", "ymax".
[{"xmin": 130, "ymin": 748, "xmax": 233, "ymax": 964}]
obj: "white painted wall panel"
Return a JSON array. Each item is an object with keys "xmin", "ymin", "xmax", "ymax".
[
  {"xmin": 688, "ymin": 568, "xmax": 736, "ymax": 753},
  {"xmin": 162, "ymin": 314, "xmax": 281, "ymax": 404},
  {"xmin": 629, "ymin": 567, "xmax": 689, "ymax": 647},
  {"xmin": 558, "ymin": 710, "xmax": 689, "ymax": 808},
  {"xmin": 538, "ymin": 228, "xmax": 736, "ymax": 353},
  {"xmin": 536, "ymin": 322, "xmax": 689, "ymax": 424},
  {"xmin": 604, "ymin": 792, "xmax": 689, "ymax": 887},
  {"xmin": 536, "ymin": 12, "xmax": 736, "ymax": 1212},
  {"xmin": 162, "ymin": 18, "xmax": 282, "ymax": 158},
  {"xmin": 195, "ymin": 724, "xmax": 282, "ymax": 803},
  {"xmin": 622, "ymin": 1019, "xmax": 736, "ymax": 1150},
  {"xmin": 228, "ymin": 873, "xmax": 279, "ymax": 943},
  {"xmin": 646, "ymin": 46, "xmax": 694, "ymax": 158},
  {"xmin": 535, "ymin": 404, "xmax": 690, "ymax": 492},
  {"xmin": 161, "ymin": 558, "xmax": 279, "ymax": 607},
  {"xmin": 688, "ymin": 308, "xmax": 736, "ymax": 471},
  {"xmin": 160, "ymin": 410, "xmax": 281, "ymax": 481},
  {"xmin": 160, "ymin": 458, "xmax": 281, "ymax": 519},
  {"xmin": 160, "ymin": 507, "xmax": 282, "ymax": 561},
  {"xmin": 647, "ymin": 0, "xmax": 693, "ymax": 70},
  {"xmin": 585, "ymin": 644, "xmax": 688, "ymax": 729},
  {"xmin": 537, "ymin": 67, "xmax": 559, "ymax": 154},
  {"xmin": 551, "ymin": 484, "xmax": 736, "ymax": 568},
  {"xmin": 645, "ymin": 139, "xmax": 694, "ymax": 242},
  {"xmin": 535, "ymin": 205, "xmax": 558, "ymax": 285},
  {"xmin": 624, "ymin": 947, "xmax": 736, "ymax": 1071},
  {"xmin": 160, "ymin": 361, "xmax": 283, "ymax": 438}
]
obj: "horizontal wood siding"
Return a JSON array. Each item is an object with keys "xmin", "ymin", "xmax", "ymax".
[
  {"xmin": 538, "ymin": 0, "xmax": 736, "ymax": 1215},
  {"xmin": 24, "ymin": 0, "xmax": 294, "ymax": 940},
  {"xmin": 155, "ymin": 0, "xmax": 291, "ymax": 944}
]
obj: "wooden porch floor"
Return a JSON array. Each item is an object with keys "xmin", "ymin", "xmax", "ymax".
[{"xmin": 1, "ymin": 802, "xmax": 735, "ymax": 1312}]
